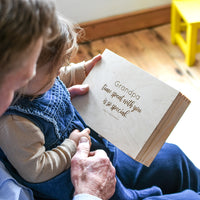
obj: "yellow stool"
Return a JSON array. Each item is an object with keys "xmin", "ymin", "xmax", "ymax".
[{"xmin": 171, "ymin": 0, "xmax": 200, "ymax": 66}]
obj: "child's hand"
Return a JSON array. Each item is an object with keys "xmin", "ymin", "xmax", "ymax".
[
  {"xmin": 84, "ymin": 54, "xmax": 101, "ymax": 76},
  {"xmin": 67, "ymin": 54, "xmax": 101, "ymax": 99},
  {"xmin": 69, "ymin": 128, "xmax": 91, "ymax": 147},
  {"xmin": 68, "ymin": 84, "xmax": 89, "ymax": 99}
]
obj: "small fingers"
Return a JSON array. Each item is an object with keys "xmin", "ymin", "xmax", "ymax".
[
  {"xmin": 84, "ymin": 54, "xmax": 102, "ymax": 75},
  {"xmin": 92, "ymin": 54, "xmax": 102, "ymax": 64},
  {"xmin": 68, "ymin": 84, "xmax": 89, "ymax": 99}
]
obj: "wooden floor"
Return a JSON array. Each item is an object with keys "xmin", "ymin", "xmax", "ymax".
[{"xmin": 72, "ymin": 24, "xmax": 200, "ymax": 168}]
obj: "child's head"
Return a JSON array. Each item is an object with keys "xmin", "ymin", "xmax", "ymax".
[
  {"xmin": 19, "ymin": 16, "xmax": 80, "ymax": 96},
  {"xmin": 37, "ymin": 15, "xmax": 79, "ymax": 71}
]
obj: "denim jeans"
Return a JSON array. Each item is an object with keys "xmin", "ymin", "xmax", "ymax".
[{"xmin": 110, "ymin": 143, "xmax": 200, "ymax": 199}]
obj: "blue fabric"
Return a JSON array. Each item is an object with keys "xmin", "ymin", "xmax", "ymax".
[
  {"xmin": 0, "ymin": 161, "xmax": 34, "ymax": 200},
  {"xmin": 143, "ymin": 190, "xmax": 200, "ymax": 200},
  {"xmin": 5, "ymin": 77, "xmax": 85, "ymax": 150},
  {"xmin": 114, "ymin": 143, "xmax": 200, "ymax": 194},
  {"xmin": 1, "ymin": 77, "xmax": 200, "ymax": 200}
]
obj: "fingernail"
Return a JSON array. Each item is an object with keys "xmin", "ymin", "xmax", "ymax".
[{"xmin": 79, "ymin": 137, "xmax": 89, "ymax": 143}]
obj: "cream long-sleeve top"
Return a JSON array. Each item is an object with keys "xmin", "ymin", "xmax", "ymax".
[{"xmin": 0, "ymin": 62, "xmax": 86, "ymax": 183}]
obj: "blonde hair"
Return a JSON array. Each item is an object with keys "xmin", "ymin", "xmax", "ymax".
[
  {"xmin": 14, "ymin": 16, "xmax": 82, "ymax": 100},
  {"xmin": 37, "ymin": 16, "xmax": 81, "ymax": 71},
  {"xmin": 0, "ymin": 0, "xmax": 59, "ymax": 80},
  {"xmin": 18, "ymin": 16, "xmax": 82, "ymax": 97}
]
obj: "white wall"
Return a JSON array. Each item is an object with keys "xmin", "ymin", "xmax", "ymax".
[{"xmin": 55, "ymin": 0, "xmax": 171, "ymax": 24}]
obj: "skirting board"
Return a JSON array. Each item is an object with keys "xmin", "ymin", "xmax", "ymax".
[{"xmin": 79, "ymin": 4, "xmax": 171, "ymax": 42}]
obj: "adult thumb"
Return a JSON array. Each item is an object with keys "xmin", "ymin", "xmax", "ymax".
[{"xmin": 76, "ymin": 136, "xmax": 90, "ymax": 158}]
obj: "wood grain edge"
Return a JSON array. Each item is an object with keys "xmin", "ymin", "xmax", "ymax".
[
  {"xmin": 79, "ymin": 4, "xmax": 171, "ymax": 42},
  {"xmin": 135, "ymin": 92, "xmax": 190, "ymax": 167}
]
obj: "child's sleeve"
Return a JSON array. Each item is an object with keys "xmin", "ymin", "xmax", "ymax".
[
  {"xmin": 0, "ymin": 115, "xmax": 76, "ymax": 183},
  {"xmin": 59, "ymin": 61, "xmax": 86, "ymax": 87}
]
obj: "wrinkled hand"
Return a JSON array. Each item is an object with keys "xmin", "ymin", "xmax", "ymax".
[{"xmin": 71, "ymin": 137, "xmax": 116, "ymax": 200}]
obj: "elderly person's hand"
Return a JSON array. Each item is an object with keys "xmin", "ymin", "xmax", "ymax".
[{"xmin": 71, "ymin": 136, "xmax": 116, "ymax": 200}]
